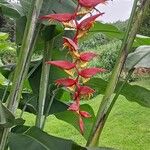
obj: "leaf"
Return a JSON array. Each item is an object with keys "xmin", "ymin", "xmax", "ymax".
[
  {"xmin": 20, "ymin": 0, "xmax": 76, "ymax": 15},
  {"xmin": 133, "ymin": 35, "xmax": 150, "ymax": 47},
  {"xmin": 41, "ymin": 24, "xmax": 64, "ymax": 41},
  {"xmin": 0, "ymin": 101, "xmax": 15, "ymax": 127},
  {"xmin": 55, "ymin": 104, "xmax": 95, "ymax": 140},
  {"xmin": 0, "ymin": 1, "xmax": 24, "ymax": 18},
  {"xmin": 89, "ymin": 22, "xmax": 124, "ymax": 39},
  {"xmin": 15, "ymin": 16, "xmax": 27, "ymax": 45},
  {"xmin": 19, "ymin": 92, "xmax": 68, "ymax": 115},
  {"xmin": 89, "ymin": 22, "xmax": 150, "ymax": 47},
  {"xmin": 87, "ymin": 78, "xmax": 150, "ymax": 108},
  {"xmin": 0, "ymin": 101, "xmax": 25, "ymax": 128},
  {"xmin": 9, "ymin": 126, "xmax": 117, "ymax": 150},
  {"xmin": 86, "ymin": 148, "xmax": 116, "ymax": 150},
  {"xmin": 119, "ymin": 82, "xmax": 150, "ymax": 108},
  {"xmin": 125, "ymin": 46, "xmax": 150, "ymax": 70},
  {"xmin": 0, "ymin": 32, "xmax": 9, "ymax": 40},
  {"xmin": 9, "ymin": 126, "xmax": 84, "ymax": 150}
]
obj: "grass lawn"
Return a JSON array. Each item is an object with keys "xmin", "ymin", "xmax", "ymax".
[{"xmin": 21, "ymin": 79, "xmax": 150, "ymax": 150}]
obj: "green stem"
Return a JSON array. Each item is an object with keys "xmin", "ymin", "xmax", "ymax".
[
  {"xmin": 0, "ymin": 0, "xmax": 43, "ymax": 149},
  {"xmin": 86, "ymin": 0, "xmax": 150, "ymax": 147},
  {"xmin": 35, "ymin": 39, "xmax": 54, "ymax": 129},
  {"xmin": 42, "ymin": 88, "xmax": 59, "ymax": 129}
]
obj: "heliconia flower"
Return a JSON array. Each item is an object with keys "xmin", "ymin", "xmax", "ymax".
[
  {"xmin": 80, "ymin": 111, "xmax": 91, "ymax": 118},
  {"xmin": 76, "ymin": 13, "xmax": 104, "ymax": 38},
  {"xmin": 68, "ymin": 102, "xmax": 79, "ymax": 111},
  {"xmin": 46, "ymin": 60, "xmax": 75, "ymax": 70},
  {"xmin": 55, "ymin": 78, "xmax": 76, "ymax": 87},
  {"xmin": 63, "ymin": 37, "xmax": 79, "ymax": 51},
  {"xmin": 79, "ymin": 67, "xmax": 106, "ymax": 78},
  {"xmin": 78, "ymin": 86, "xmax": 95, "ymax": 97},
  {"xmin": 39, "ymin": 13, "xmax": 75, "ymax": 28},
  {"xmin": 79, "ymin": 116, "xmax": 84, "ymax": 134},
  {"xmin": 80, "ymin": 52, "xmax": 97, "ymax": 62},
  {"xmin": 78, "ymin": 0, "xmax": 108, "ymax": 8}
]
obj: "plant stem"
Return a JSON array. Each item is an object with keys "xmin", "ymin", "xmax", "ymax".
[
  {"xmin": 86, "ymin": 0, "xmax": 150, "ymax": 147},
  {"xmin": 0, "ymin": 0, "xmax": 43, "ymax": 149},
  {"xmin": 42, "ymin": 88, "xmax": 59, "ymax": 129},
  {"xmin": 35, "ymin": 39, "xmax": 54, "ymax": 129}
]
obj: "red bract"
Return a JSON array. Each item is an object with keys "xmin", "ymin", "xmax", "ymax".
[
  {"xmin": 79, "ymin": 67, "xmax": 106, "ymax": 78},
  {"xmin": 40, "ymin": 13, "xmax": 74, "ymax": 22},
  {"xmin": 55, "ymin": 78, "xmax": 76, "ymax": 87},
  {"xmin": 78, "ymin": 86, "xmax": 95, "ymax": 96},
  {"xmin": 78, "ymin": 0, "xmax": 108, "ymax": 8},
  {"xmin": 80, "ymin": 111, "xmax": 91, "ymax": 118},
  {"xmin": 63, "ymin": 37, "xmax": 79, "ymax": 51},
  {"xmin": 68, "ymin": 102, "xmax": 79, "ymax": 111},
  {"xmin": 46, "ymin": 60, "xmax": 75, "ymax": 70},
  {"xmin": 79, "ymin": 116, "xmax": 84, "ymax": 134},
  {"xmin": 76, "ymin": 13, "xmax": 103, "ymax": 38},
  {"xmin": 80, "ymin": 52, "xmax": 97, "ymax": 62},
  {"xmin": 78, "ymin": 13, "xmax": 103, "ymax": 31}
]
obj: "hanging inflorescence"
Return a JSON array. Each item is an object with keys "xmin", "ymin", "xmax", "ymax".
[{"xmin": 40, "ymin": 0, "xmax": 108, "ymax": 134}]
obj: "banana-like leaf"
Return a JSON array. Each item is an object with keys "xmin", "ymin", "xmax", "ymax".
[
  {"xmin": 0, "ymin": 1, "xmax": 24, "ymax": 18},
  {"xmin": 125, "ymin": 46, "xmax": 150, "ymax": 70},
  {"xmin": 9, "ymin": 126, "xmax": 116, "ymax": 150},
  {"xmin": 89, "ymin": 22, "xmax": 150, "ymax": 47},
  {"xmin": 0, "ymin": 101, "xmax": 15, "ymax": 127},
  {"xmin": 0, "ymin": 101, "xmax": 24, "ymax": 127},
  {"xmin": 19, "ymin": 92, "xmax": 68, "ymax": 115},
  {"xmin": 90, "ymin": 22, "xmax": 124, "ymax": 39},
  {"xmin": 20, "ymin": 0, "xmax": 76, "ymax": 15},
  {"xmin": 87, "ymin": 78, "xmax": 150, "ymax": 108}
]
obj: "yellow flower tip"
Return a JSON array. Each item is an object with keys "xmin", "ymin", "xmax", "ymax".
[
  {"xmin": 64, "ymin": 69, "xmax": 75, "ymax": 77},
  {"xmin": 80, "ymin": 61, "xmax": 88, "ymax": 68},
  {"xmin": 67, "ymin": 85, "xmax": 76, "ymax": 92},
  {"xmin": 62, "ymin": 21, "xmax": 76, "ymax": 28},
  {"xmin": 81, "ymin": 77, "xmax": 90, "ymax": 83}
]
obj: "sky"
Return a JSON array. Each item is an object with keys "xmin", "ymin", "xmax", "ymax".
[
  {"xmin": 97, "ymin": 0, "xmax": 134, "ymax": 23},
  {"xmin": 12, "ymin": 0, "xmax": 134, "ymax": 23}
]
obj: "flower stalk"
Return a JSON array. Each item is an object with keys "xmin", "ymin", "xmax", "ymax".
[{"xmin": 86, "ymin": 0, "xmax": 150, "ymax": 146}]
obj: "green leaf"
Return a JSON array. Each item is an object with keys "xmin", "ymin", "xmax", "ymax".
[
  {"xmin": 0, "ymin": 1, "xmax": 24, "ymax": 18},
  {"xmin": 89, "ymin": 23, "xmax": 150, "ymax": 47},
  {"xmin": 133, "ymin": 35, "xmax": 150, "ymax": 47},
  {"xmin": 9, "ymin": 126, "xmax": 83, "ymax": 150},
  {"xmin": 125, "ymin": 46, "xmax": 150, "ymax": 70},
  {"xmin": 87, "ymin": 78, "xmax": 150, "ymax": 108},
  {"xmin": 19, "ymin": 92, "xmax": 68, "ymax": 115},
  {"xmin": 86, "ymin": 148, "xmax": 116, "ymax": 150},
  {"xmin": 90, "ymin": 22, "xmax": 124, "ymax": 39},
  {"xmin": 41, "ymin": 25, "xmax": 64, "ymax": 41},
  {"xmin": 55, "ymin": 104, "xmax": 95, "ymax": 140},
  {"xmin": 9, "ymin": 126, "xmax": 116, "ymax": 150},
  {"xmin": 20, "ymin": 0, "xmax": 76, "ymax": 15},
  {"xmin": 0, "ymin": 101, "xmax": 14, "ymax": 127},
  {"xmin": 0, "ymin": 101, "xmax": 25, "ymax": 128},
  {"xmin": 15, "ymin": 16, "xmax": 27, "ymax": 45},
  {"xmin": 120, "ymin": 82, "xmax": 150, "ymax": 108},
  {"xmin": 0, "ymin": 32, "xmax": 9, "ymax": 40}
]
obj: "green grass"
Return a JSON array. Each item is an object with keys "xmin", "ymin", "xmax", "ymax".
[{"xmin": 21, "ymin": 79, "xmax": 150, "ymax": 150}]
